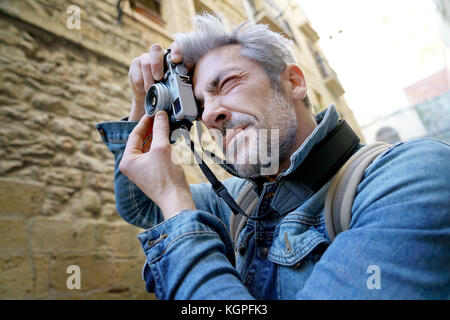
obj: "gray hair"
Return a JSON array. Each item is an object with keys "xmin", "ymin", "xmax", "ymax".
[{"xmin": 175, "ymin": 13, "xmax": 312, "ymax": 108}]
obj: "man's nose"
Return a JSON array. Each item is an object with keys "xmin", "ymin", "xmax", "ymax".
[{"xmin": 201, "ymin": 102, "xmax": 231, "ymax": 129}]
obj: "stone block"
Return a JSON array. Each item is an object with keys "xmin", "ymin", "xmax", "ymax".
[
  {"xmin": 0, "ymin": 104, "xmax": 28, "ymax": 121},
  {"xmin": 0, "ymin": 28, "xmax": 20, "ymax": 46},
  {"xmin": 99, "ymin": 190, "xmax": 115, "ymax": 204},
  {"xmin": 51, "ymin": 252, "xmax": 112, "ymax": 292},
  {"xmin": 69, "ymin": 152, "xmax": 108, "ymax": 173},
  {"xmin": 76, "ymin": 94, "xmax": 103, "ymax": 113},
  {"xmin": 40, "ymin": 186, "xmax": 76, "ymax": 216},
  {"xmin": 18, "ymin": 138, "xmax": 56, "ymax": 160},
  {"xmin": 26, "ymin": 110, "xmax": 51, "ymax": 129},
  {"xmin": 40, "ymin": 167, "xmax": 83, "ymax": 189},
  {"xmin": 80, "ymin": 140, "xmax": 95, "ymax": 156},
  {"xmin": 101, "ymin": 203, "xmax": 121, "ymax": 222},
  {"xmin": 82, "ymin": 190, "xmax": 101, "ymax": 217},
  {"xmin": 0, "ymin": 254, "xmax": 33, "ymax": 299},
  {"xmin": 86, "ymin": 172, "xmax": 114, "ymax": 191},
  {"xmin": 50, "ymin": 117, "xmax": 91, "ymax": 140},
  {"xmin": 30, "ymin": 217, "xmax": 97, "ymax": 253},
  {"xmin": 0, "ymin": 218, "xmax": 28, "ymax": 251},
  {"xmin": 58, "ymin": 136, "xmax": 77, "ymax": 154},
  {"xmin": 31, "ymin": 92, "xmax": 69, "ymax": 116},
  {"xmin": 0, "ymin": 177, "xmax": 44, "ymax": 217},
  {"xmin": 110, "ymin": 257, "xmax": 151, "ymax": 299},
  {"xmin": 0, "ymin": 160, "xmax": 24, "ymax": 174},
  {"xmin": 95, "ymin": 222, "xmax": 142, "ymax": 258}
]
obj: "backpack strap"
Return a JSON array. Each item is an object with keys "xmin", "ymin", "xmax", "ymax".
[
  {"xmin": 324, "ymin": 142, "xmax": 392, "ymax": 242},
  {"xmin": 230, "ymin": 183, "xmax": 258, "ymax": 245}
]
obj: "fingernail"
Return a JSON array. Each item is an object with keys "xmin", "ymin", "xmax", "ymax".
[{"xmin": 156, "ymin": 111, "xmax": 166, "ymax": 119}]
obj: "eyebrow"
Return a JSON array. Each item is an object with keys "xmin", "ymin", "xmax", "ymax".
[{"xmin": 197, "ymin": 67, "xmax": 242, "ymax": 104}]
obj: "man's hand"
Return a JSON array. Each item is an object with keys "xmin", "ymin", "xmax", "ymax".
[
  {"xmin": 128, "ymin": 43, "xmax": 183, "ymax": 122},
  {"xmin": 119, "ymin": 111, "xmax": 196, "ymax": 220}
]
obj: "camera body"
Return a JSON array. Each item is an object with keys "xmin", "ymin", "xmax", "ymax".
[{"xmin": 145, "ymin": 50, "xmax": 198, "ymax": 143}]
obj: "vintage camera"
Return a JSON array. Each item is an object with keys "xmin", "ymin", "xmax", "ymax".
[{"xmin": 145, "ymin": 49, "xmax": 198, "ymax": 143}]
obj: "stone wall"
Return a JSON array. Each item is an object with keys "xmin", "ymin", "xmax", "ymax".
[{"xmin": 0, "ymin": 0, "xmax": 162, "ymax": 299}]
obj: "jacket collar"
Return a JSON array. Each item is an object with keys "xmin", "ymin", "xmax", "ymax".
[{"xmin": 276, "ymin": 104, "xmax": 340, "ymax": 181}]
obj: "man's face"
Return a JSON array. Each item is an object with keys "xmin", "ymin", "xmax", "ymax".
[{"xmin": 192, "ymin": 45, "xmax": 297, "ymax": 178}]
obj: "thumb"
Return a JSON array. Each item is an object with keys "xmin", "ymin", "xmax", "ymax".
[
  {"xmin": 151, "ymin": 111, "xmax": 170, "ymax": 148},
  {"xmin": 125, "ymin": 115, "xmax": 153, "ymax": 153}
]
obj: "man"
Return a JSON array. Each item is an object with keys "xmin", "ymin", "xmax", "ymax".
[{"xmin": 96, "ymin": 14, "xmax": 450, "ymax": 299}]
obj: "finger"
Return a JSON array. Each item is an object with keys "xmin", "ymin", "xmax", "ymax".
[
  {"xmin": 140, "ymin": 53, "xmax": 154, "ymax": 92},
  {"xmin": 129, "ymin": 57, "xmax": 145, "ymax": 94},
  {"xmin": 125, "ymin": 115, "xmax": 154, "ymax": 153},
  {"xmin": 151, "ymin": 111, "xmax": 170, "ymax": 149},
  {"xmin": 149, "ymin": 44, "xmax": 165, "ymax": 81},
  {"xmin": 142, "ymin": 121, "xmax": 154, "ymax": 153},
  {"xmin": 169, "ymin": 41, "xmax": 182, "ymax": 63}
]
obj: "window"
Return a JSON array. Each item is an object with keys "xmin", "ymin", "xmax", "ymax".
[
  {"xmin": 306, "ymin": 40, "xmax": 328, "ymax": 78},
  {"xmin": 130, "ymin": 0, "xmax": 164, "ymax": 25}
]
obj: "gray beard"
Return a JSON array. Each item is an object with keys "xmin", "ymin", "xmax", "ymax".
[
  {"xmin": 232, "ymin": 121, "xmax": 297, "ymax": 178},
  {"xmin": 216, "ymin": 90, "xmax": 298, "ymax": 179}
]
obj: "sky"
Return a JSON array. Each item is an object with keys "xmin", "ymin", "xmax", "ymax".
[{"xmin": 298, "ymin": 0, "xmax": 447, "ymax": 127}]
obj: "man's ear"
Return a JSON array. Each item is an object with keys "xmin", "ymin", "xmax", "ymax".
[{"xmin": 282, "ymin": 64, "xmax": 307, "ymax": 101}]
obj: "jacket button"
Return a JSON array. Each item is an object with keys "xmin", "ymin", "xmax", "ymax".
[
  {"xmin": 98, "ymin": 128, "xmax": 107, "ymax": 140},
  {"xmin": 259, "ymin": 247, "xmax": 269, "ymax": 259}
]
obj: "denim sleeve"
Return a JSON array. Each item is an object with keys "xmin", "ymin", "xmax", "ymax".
[
  {"xmin": 138, "ymin": 209, "xmax": 254, "ymax": 299},
  {"xmin": 96, "ymin": 120, "xmax": 252, "ymax": 297},
  {"xmin": 95, "ymin": 120, "xmax": 247, "ymax": 230},
  {"xmin": 95, "ymin": 120, "xmax": 162, "ymax": 229},
  {"xmin": 296, "ymin": 138, "xmax": 450, "ymax": 299}
]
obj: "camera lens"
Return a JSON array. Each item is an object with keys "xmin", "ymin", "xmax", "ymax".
[{"xmin": 145, "ymin": 83, "xmax": 171, "ymax": 117}]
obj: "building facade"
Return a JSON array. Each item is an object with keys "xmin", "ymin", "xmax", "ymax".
[
  {"xmin": 0, "ymin": 0, "xmax": 362, "ymax": 299},
  {"xmin": 362, "ymin": 67, "xmax": 450, "ymax": 144}
]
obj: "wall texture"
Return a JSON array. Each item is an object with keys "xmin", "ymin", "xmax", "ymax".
[
  {"xmin": 0, "ymin": 0, "xmax": 362, "ymax": 299},
  {"xmin": 0, "ymin": 1, "xmax": 154, "ymax": 299}
]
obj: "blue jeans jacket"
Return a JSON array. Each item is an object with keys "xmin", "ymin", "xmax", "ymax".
[{"xmin": 96, "ymin": 105, "xmax": 450, "ymax": 299}]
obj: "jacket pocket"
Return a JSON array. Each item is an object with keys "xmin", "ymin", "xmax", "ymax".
[{"xmin": 268, "ymin": 213, "xmax": 329, "ymax": 267}]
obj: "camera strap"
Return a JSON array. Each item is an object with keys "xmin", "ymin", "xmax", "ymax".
[
  {"xmin": 186, "ymin": 120, "xmax": 360, "ymax": 221},
  {"xmin": 187, "ymin": 138, "xmax": 262, "ymax": 220}
]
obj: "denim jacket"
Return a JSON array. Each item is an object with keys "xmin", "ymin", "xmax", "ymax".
[{"xmin": 96, "ymin": 105, "xmax": 450, "ymax": 299}]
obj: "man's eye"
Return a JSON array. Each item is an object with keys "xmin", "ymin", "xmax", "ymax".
[{"xmin": 220, "ymin": 77, "xmax": 237, "ymax": 90}]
